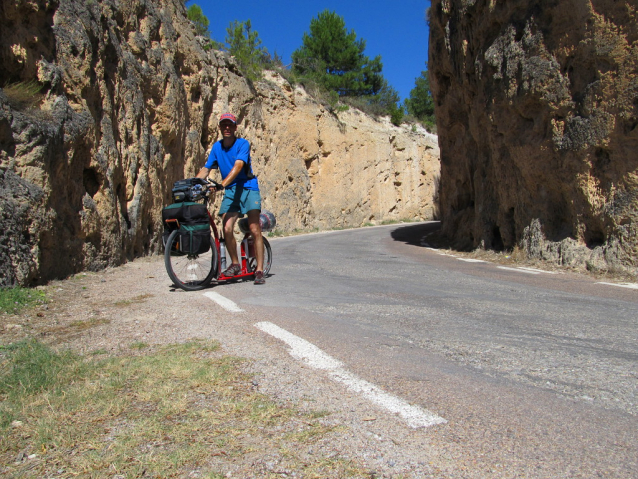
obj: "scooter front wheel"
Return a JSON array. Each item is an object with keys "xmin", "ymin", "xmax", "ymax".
[{"xmin": 164, "ymin": 230, "xmax": 218, "ymax": 291}]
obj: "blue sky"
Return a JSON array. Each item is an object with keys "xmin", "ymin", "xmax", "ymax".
[{"xmin": 193, "ymin": 1, "xmax": 431, "ymax": 103}]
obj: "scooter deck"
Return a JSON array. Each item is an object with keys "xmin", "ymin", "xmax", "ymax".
[{"xmin": 216, "ymin": 271, "xmax": 255, "ymax": 282}]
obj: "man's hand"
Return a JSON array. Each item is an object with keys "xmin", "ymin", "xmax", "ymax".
[{"xmin": 207, "ymin": 179, "xmax": 223, "ymax": 193}]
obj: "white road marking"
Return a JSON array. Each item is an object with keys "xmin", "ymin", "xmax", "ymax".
[
  {"xmin": 516, "ymin": 267, "xmax": 558, "ymax": 274},
  {"xmin": 203, "ymin": 292, "xmax": 244, "ymax": 312},
  {"xmin": 497, "ymin": 266, "xmax": 541, "ymax": 275},
  {"xmin": 596, "ymin": 282, "xmax": 638, "ymax": 290},
  {"xmin": 456, "ymin": 258, "xmax": 488, "ymax": 263},
  {"xmin": 255, "ymin": 321, "xmax": 447, "ymax": 429}
]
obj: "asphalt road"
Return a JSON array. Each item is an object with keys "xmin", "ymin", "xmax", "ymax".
[{"xmin": 217, "ymin": 222, "xmax": 638, "ymax": 477}]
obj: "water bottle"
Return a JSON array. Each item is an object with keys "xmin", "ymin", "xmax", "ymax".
[
  {"xmin": 219, "ymin": 239, "xmax": 227, "ymax": 271},
  {"xmin": 240, "ymin": 239, "xmax": 248, "ymax": 262}
]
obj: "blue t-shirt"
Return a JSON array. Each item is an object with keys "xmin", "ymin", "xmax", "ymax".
[{"xmin": 204, "ymin": 138, "xmax": 259, "ymax": 191}]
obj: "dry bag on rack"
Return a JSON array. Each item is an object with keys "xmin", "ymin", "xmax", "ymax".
[
  {"xmin": 162, "ymin": 202, "xmax": 210, "ymax": 254},
  {"xmin": 171, "ymin": 177, "xmax": 207, "ymax": 203},
  {"xmin": 237, "ymin": 210, "xmax": 277, "ymax": 234}
]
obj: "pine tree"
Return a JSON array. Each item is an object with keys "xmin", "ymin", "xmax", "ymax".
[
  {"xmin": 405, "ymin": 67, "xmax": 435, "ymax": 122},
  {"xmin": 187, "ymin": 4, "xmax": 210, "ymax": 37},
  {"xmin": 225, "ymin": 20, "xmax": 269, "ymax": 81},
  {"xmin": 291, "ymin": 10, "xmax": 383, "ymax": 97}
]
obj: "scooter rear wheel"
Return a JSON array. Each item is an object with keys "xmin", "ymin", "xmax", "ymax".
[{"xmin": 247, "ymin": 237, "xmax": 272, "ymax": 276}]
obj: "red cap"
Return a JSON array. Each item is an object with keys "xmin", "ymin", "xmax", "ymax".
[{"xmin": 219, "ymin": 113, "xmax": 237, "ymax": 124}]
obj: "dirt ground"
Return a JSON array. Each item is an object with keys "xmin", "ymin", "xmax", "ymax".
[{"xmin": 1, "ymin": 254, "xmax": 459, "ymax": 478}]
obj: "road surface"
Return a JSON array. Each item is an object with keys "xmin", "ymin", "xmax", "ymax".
[{"xmin": 212, "ymin": 222, "xmax": 638, "ymax": 478}]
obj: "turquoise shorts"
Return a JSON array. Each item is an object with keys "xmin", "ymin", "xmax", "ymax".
[{"xmin": 219, "ymin": 185, "xmax": 261, "ymax": 216}]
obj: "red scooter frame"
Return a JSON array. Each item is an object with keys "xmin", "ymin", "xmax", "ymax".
[
  {"xmin": 209, "ymin": 210, "xmax": 261, "ymax": 282},
  {"xmin": 164, "ymin": 178, "xmax": 272, "ymax": 291}
]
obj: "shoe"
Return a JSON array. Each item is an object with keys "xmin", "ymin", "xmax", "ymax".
[
  {"xmin": 222, "ymin": 263, "xmax": 241, "ymax": 277},
  {"xmin": 254, "ymin": 271, "xmax": 265, "ymax": 285}
]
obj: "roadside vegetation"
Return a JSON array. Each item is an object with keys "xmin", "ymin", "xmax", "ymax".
[
  {"xmin": 185, "ymin": 3, "xmax": 436, "ymax": 130},
  {"xmin": 0, "ymin": 80, "xmax": 50, "ymax": 121},
  {"xmin": 0, "ymin": 283, "xmax": 370, "ymax": 477},
  {"xmin": 0, "ymin": 287, "xmax": 46, "ymax": 315},
  {"xmin": 0, "ymin": 337, "xmax": 368, "ymax": 478}
]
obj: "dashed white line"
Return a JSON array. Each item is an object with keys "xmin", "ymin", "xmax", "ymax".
[
  {"xmin": 203, "ymin": 292, "xmax": 244, "ymax": 312},
  {"xmin": 596, "ymin": 282, "xmax": 638, "ymax": 290},
  {"xmin": 456, "ymin": 258, "xmax": 488, "ymax": 263},
  {"xmin": 255, "ymin": 321, "xmax": 447, "ymax": 429}
]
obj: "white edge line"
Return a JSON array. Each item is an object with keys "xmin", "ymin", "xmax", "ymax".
[
  {"xmin": 596, "ymin": 282, "xmax": 638, "ymax": 290},
  {"xmin": 456, "ymin": 258, "xmax": 488, "ymax": 263},
  {"xmin": 203, "ymin": 291, "xmax": 244, "ymax": 312},
  {"xmin": 516, "ymin": 267, "xmax": 558, "ymax": 274},
  {"xmin": 497, "ymin": 266, "xmax": 540, "ymax": 275},
  {"xmin": 255, "ymin": 321, "xmax": 446, "ymax": 429}
]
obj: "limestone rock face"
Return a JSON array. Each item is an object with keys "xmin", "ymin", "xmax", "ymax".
[
  {"xmin": 0, "ymin": 0, "xmax": 439, "ymax": 286},
  {"xmin": 429, "ymin": 0, "xmax": 638, "ymax": 275},
  {"xmin": 244, "ymin": 72, "xmax": 440, "ymax": 232}
]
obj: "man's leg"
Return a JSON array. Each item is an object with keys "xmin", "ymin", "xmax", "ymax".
[
  {"xmin": 222, "ymin": 212, "xmax": 240, "ymax": 271},
  {"xmin": 246, "ymin": 209, "xmax": 264, "ymax": 272}
]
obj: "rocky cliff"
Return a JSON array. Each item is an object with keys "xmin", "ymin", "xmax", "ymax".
[
  {"xmin": 429, "ymin": 0, "xmax": 637, "ymax": 275},
  {"xmin": 0, "ymin": 0, "xmax": 439, "ymax": 286}
]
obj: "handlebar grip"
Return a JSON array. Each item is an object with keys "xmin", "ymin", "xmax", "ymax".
[{"xmin": 204, "ymin": 178, "xmax": 223, "ymax": 191}]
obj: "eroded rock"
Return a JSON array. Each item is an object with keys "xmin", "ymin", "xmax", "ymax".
[{"xmin": 429, "ymin": 0, "xmax": 638, "ymax": 276}]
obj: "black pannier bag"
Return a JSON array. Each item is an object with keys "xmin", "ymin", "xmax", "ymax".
[
  {"xmin": 162, "ymin": 202, "xmax": 210, "ymax": 254},
  {"xmin": 176, "ymin": 224, "xmax": 211, "ymax": 255}
]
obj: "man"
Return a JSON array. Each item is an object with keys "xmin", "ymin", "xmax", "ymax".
[{"xmin": 196, "ymin": 112, "xmax": 266, "ymax": 284}]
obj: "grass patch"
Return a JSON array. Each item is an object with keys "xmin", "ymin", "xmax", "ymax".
[
  {"xmin": 69, "ymin": 317, "xmax": 111, "ymax": 330},
  {"xmin": 0, "ymin": 287, "xmax": 47, "ymax": 315},
  {"xmin": 379, "ymin": 218, "xmax": 419, "ymax": 226},
  {"xmin": 267, "ymin": 227, "xmax": 321, "ymax": 238},
  {"xmin": 0, "ymin": 339, "xmax": 80, "ymax": 403},
  {"xmin": 2, "ymin": 80, "xmax": 44, "ymax": 110},
  {"xmin": 129, "ymin": 341, "xmax": 149, "ymax": 350},
  {"xmin": 0, "ymin": 339, "xmax": 368, "ymax": 478},
  {"xmin": 114, "ymin": 293, "xmax": 154, "ymax": 307}
]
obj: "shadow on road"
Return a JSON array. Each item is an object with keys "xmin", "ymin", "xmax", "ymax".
[{"xmin": 390, "ymin": 221, "xmax": 443, "ymax": 248}]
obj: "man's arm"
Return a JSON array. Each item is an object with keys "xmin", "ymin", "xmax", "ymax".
[
  {"xmin": 198, "ymin": 143, "xmax": 218, "ymax": 179},
  {"xmin": 196, "ymin": 167, "xmax": 210, "ymax": 179},
  {"xmin": 220, "ymin": 160, "xmax": 245, "ymax": 188}
]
